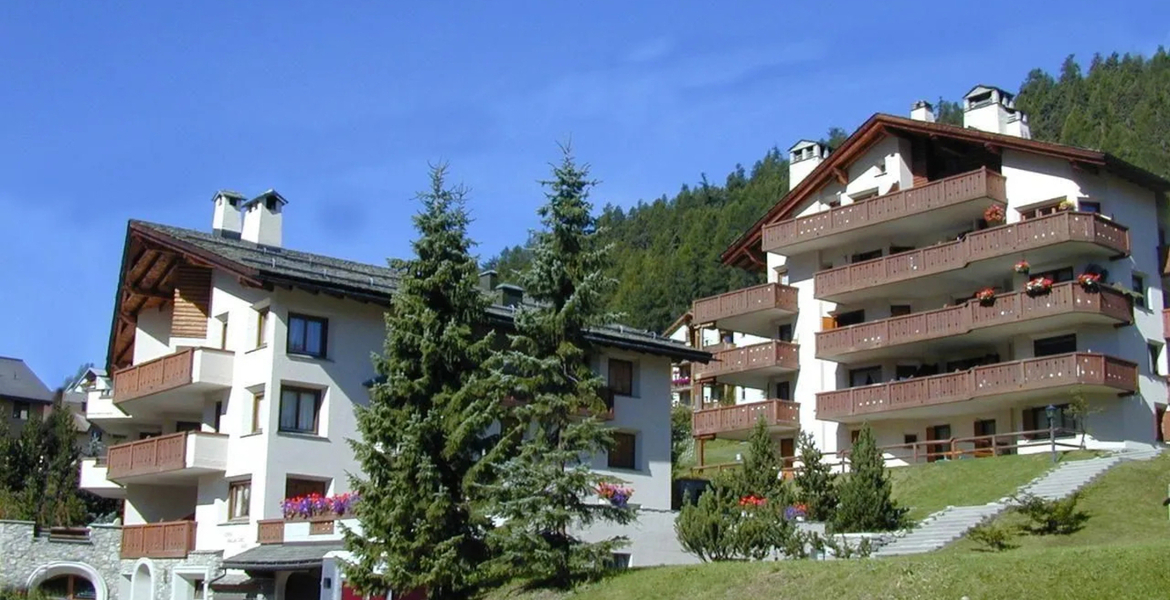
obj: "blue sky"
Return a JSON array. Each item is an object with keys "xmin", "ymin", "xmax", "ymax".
[{"xmin": 2, "ymin": 1, "xmax": 1168, "ymax": 383}]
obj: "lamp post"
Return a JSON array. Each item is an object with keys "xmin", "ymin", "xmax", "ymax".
[{"xmin": 1046, "ymin": 404, "xmax": 1057, "ymax": 464}]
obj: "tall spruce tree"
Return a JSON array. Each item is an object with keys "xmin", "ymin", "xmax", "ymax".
[
  {"xmin": 832, "ymin": 424, "xmax": 906, "ymax": 532},
  {"xmin": 482, "ymin": 146, "xmax": 635, "ymax": 588},
  {"xmin": 793, "ymin": 431, "xmax": 837, "ymax": 522},
  {"xmin": 732, "ymin": 416, "xmax": 789, "ymax": 502},
  {"xmin": 344, "ymin": 165, "xmax": 497, "ymax": 600},
  {"xmin": 0, "ymin": 396, "xmax": 87, "ymax": 526}
]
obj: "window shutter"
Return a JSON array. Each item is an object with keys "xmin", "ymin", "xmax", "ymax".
[{"xmin": 172, "ymin": 265, "xmax": 212, "ymax": 338}]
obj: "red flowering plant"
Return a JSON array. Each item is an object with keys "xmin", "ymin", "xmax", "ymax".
[
  {"xmin": 975, "ymin": 287, "xmax": 997, "ymax": 306},
  {"xmin": 280, "ymin": 492, "xmax": 359, "ymax": 520},
  {"xmin": 1013, "ymin": 260, "xmax": 1030, "ymax": 274},
  {"xmin": 738, "ymin": 495, "xmax": 767, "ymax": 508},
  {"xmin": 984, "ymin": 204, "xmax": 1006, "ymax": 225},
  {"xmin": 1077, "ymin": 272, "xmax": 1101, "ymax": 291},
  {"xmin": 1025, "ymin": 277, "xmax": 1054, "ymax": 297}
]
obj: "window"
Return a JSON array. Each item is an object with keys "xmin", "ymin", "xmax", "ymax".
[
  {"xmin": 889, "ymin": 245, "xmax": 915, "ymax": 255},
  {"xmin": 890, "ymin": 305, "xmax": 912, "ymax": 317},
  {"xmin": 175, "ymin": 421, "xmax": 202, "ymax": 433},
  {"xmin": 285, "ymin": 477, "xmax": 329, "ymax": 499},
  {"xmin": 38, "ymin": 574, "xmax": 96, "ymax": 600},
  {"xmin": 279, "ymin": 387, "xmax": 322, "ymax": 434},
  {"xmin": 974, "ymin": 419, "xmax": 997, "ymax": 437},
  {"xmin": 1024, "ymin": 404, "xmax": 1078, "ymax": 436},
  {"xmin": 608, "ymin": 432, "xmax": 637, "ymax": 470},
  {"xmin": 903, "ymin": 434, "xmax": 918, "ymax": 445},
  {"xmin": 214, "ymin": 401, "xmax": 223, "ymax": 433},
  {"xmin": 288, "ymin": 314, "xmax": 328, "ymax": 358},
  {"xmin": 1079, "ymin": 201, "xmax": 1101, "ymax": 213},
  {"xmin": 895, "ymin": 365, "xmax": 918, "ymax": 380},
  {"xmin": 1032, "ymin": 267, "xmax": 1074, "ymax": 284},
  {"xmin": 607, "ymin": 553, "xmax": 632, "ymax": 570},
  {"xmin": 849, "ymin": 366, "xmax": 882, "ymax": 387},
  {"xmin": 851, "ymin": 249, "xmax": 883, "ymax": 263},
  {"xmin": 218, "ymin": 314, "xmax": 230, "ymax": 350},
  {"xmin": 775, "ymin": 381, "xmax": 791, "ymax": 400},
  {"xmin": 776, "ymin": 323, "xmax": 794, "ymax": 342},
  {"xmin": 1033, "ymin": 334, "xmax": 1076, "ymax": 357},
  {"xmin": 12, "ymin": 402, "xmax": 29, "ymax": 420},
  {"xmin": 1132, "ymin": 274, "xmax": 1147, "ymax": 309},
  {"xmin": 608, "ymin": 359, "xmax": 635, "ymax": 397},
  {"xmin": 255, "ymin": 308, "xmax": 269, "ymax": 348},
  {"xmin": 835, "ymin": 310, "xmax": 865, "ymax": 327},
  {"xmin": 228, "ymin": 480, "xmax": 251, "ymax": 520},
  {"xmin": 849, "ymin": 429, "xmax": 860, "ymax": 444},
  {"xmin": 251, "ymin": 391, "xmax": 265, "ymax": 433},
  {"xmin": 1149, "ymin": 342, "xmax": 1162, "ymax": 376}
]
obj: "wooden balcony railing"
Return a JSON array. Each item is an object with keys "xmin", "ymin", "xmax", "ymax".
[
  {"xmin": 121, "ymin": 521, "xmax": 197, "ymax": 559},
  {"xmin": 762, "ymin": 168, "xmax": 1007, "ymax": 252},
  {"xmin": 1163, "ymin": 308, "xmax": 1170, "ymax": 339},
  {"xmin": 693, "ymin": 399, "xmax": 800, "ymax": 437},
  {"xmin": 817, "ymin": 352, "xmax": 1137, "ymax": 421},
  {"xmin": 107, "ymin": 432, "xmax": 188, "ymax": 480},
  {"xmin": 113, "ymin": 348, "xmax": 196, "ymax": 403},
  {"xmin": 692, "ymin": 341, "xmax": 799, "ymax": 381},
  {"xmin": 692, "ymin": 282, "xmax": 798, "ymax": 325},
  {"xmin": 817, "ymin": 282, "xmax": 1132, "ymax": 358},
  {"xmin": 815, "ymin": 211, "xmax": 1130, "ymax": 299},
  {"xmin": 257, "ymin": 519, "xmax": 285, "ymax": 544}
]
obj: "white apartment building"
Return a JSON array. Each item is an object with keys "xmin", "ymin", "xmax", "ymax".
[
  {"xmin": 71, "ymin": 192, "xmax": 706, "ymax": 600},
  {"xmin": 687, "ymin": 85, "xmax": 1170, "ymax": 468}
]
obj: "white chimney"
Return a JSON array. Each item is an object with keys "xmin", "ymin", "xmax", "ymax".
[
  {"xmin": 211, "ymin": 190, "xmax": 245, "ymax": 239},
  {"xmin": 910, "ymin": 100, "xmax": 935, "ymax": 123},
  {"xmin": 241, "ymin": 190, "xmax": 287, "ymax": 247},
  {"xmin": 962, "ymin": 85, "xmax": 1031, "ymax": 139},
  {"xmin": 788, "ymin": 140, "xmax": 829, "ymax": 188}
]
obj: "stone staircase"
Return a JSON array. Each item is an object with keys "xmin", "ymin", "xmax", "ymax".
[{"xmin": 872, "ymin": 448, "xmax": 1161, "ymax": 557}]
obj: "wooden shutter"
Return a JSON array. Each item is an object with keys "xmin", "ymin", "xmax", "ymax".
[{"xmin": 172, "ymin": 265, "xmax": 212, "ymax": 338}]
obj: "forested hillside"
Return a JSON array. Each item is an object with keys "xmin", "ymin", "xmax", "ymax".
[{"xmin": 485, "ymin": 50, "xmax": 1170, "ymax": 334}]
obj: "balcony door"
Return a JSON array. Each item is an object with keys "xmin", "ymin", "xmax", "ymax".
[
  {"xmin": 1033, "ymin": 334, "xmax": 1076, "ymax": 357},
  {"xmin": 973, "ymin": 419, "xmax": 997, "ymax": 456},
  {"xmin": 926, "ymin": 424, "xmax": 951, "ymax": 462},
  {"xmin": 779, "ymin": 438, "xmax": 795, "ymax": 467}
]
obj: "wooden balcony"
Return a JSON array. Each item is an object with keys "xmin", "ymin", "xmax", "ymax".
[
  {"xmin": 113, "ymin": 347, "xmax": 234, "ymax": 414},
  {"xmin": 816, "ymin": 352, "xmax": 1137, "ymax": 422},
  {"xmin": 692, "ymin": 341, "xmax": 799, "ymax": 388},
  {"xmin": 106, "ymin": 431, "xmax": 228, "ymax": 484},
  {"xmin": 762, "ymin": 168, "xmax": 1007, "ymax": 255},
  {"xmin": 121, "ymin": 521, "xmax": 197, "ymax": 559},
  {"xmin": 693, "ymin": 399, "xmax": 800, "ymax": 439},
  {"xmin": 817, "ymin": 282, "xmax": 1133, "ymax": 361},
  {"xmin": 814, "ymin": 211, "xmax": 1130, "ymax": 303},
  {"xmin": 692, "ymin": 282, "xmax": 798, "ymax": 337},
  {"xmin": 1163, "ymin": 308, "xmax": 1170, "ymax": 339}
]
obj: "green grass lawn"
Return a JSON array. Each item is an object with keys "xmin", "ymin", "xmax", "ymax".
[{"xmin": 889, "ymin": 451, "xmax": 1097, "ymax": 522}]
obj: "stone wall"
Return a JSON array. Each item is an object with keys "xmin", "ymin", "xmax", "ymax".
[
  {"xmin": 119, "ymin": 551, "xmax": 225, "ymax": 600},
  {"xmin": 0, "ymin": 520, "xmax": 123, "ymax": 600}
]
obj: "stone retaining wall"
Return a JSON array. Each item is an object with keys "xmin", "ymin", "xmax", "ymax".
[{"xmin": 0, "ymin": 520, "xmax": 123, "ymax": 599}]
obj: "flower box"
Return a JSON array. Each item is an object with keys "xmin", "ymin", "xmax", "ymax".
[
  {"xmin": 1077, "ymin": 272, "xmax": 1101, "ymax": 292},
  {"xmin": 1013, "ymin": 260, "xmax": 1030, "ymax": 274},
  {"xmin": 984, "ymin": 204, "xmax": 1006, "ymax": 225},
  {"xmin": 280, "ymin": 492, "xmax": 359, "ymax": 521},
  {"xmin": 1025, "ymin": 277, "xmax": 1054, "ymax": 297},
  {"xmin": 597, "ymin": 482, "xmax": 634, "ymax": 508},
  {"xmin": 975, "ymin": 287, "xmax": 997, "ymax": 306}
]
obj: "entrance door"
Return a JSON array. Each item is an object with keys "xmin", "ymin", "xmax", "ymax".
[
  {"xmin": 926, "ymin": 424, "xmax": 951, "ymax": 462},
  {"xmin": 973, "ymin": 419, "xmax": 997, "ymax": 457}
]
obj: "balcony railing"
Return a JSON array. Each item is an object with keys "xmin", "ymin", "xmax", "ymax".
[
  {"xmin": 113, "ymin": 347, "xmax": 233, "ymax": 404},
  {"xmin": 692, "ymin": 399, "xmax": 800, "ymax": 437},
  {"xmin": 121, "ymin": 521, "xmax": 197, "ymax": 559},
  {"xmin": 817, "ymin": 283, "xmax": 1132, "ymax": 359},
  {"xmin": 814, "ymin": 211, "xmax": 1129, "ymax": 300},
  {"xmin": 762, "ymin": 168, "xmax": 1007, "ymax": 253},
  {"xmin": 258, "ymin": 519, "xmax": 285, "ymax": 544},
  {"xmin": 692, "ymin": 282, "xmax": 798, "ymax": 325},
  {"xmin": 106, "ymin": 431, "xmax": 228, "ymax": 482},
  {"xmin": 816, "ymin": 352, "xmax": 1137, "ymax": 421},
  {"xmin": 1163, "ymin": 308, "xmax": 1170, "ymax": 339},
  {"xmin": 692, "ymin": 341, "xmax": 799, "ymax": 381}
]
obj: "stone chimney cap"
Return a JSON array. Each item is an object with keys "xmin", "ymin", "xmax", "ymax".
[
  {"xmin": 243, "ymin": 189, "xmax": 288, "ymax": 209},
  {"xmin": 212, "ymin": 190, "xmax": 246, "ymax": 202},
  {"xmin": 912, "ymin": 100, "xmax": 933, "ymax": 110}
]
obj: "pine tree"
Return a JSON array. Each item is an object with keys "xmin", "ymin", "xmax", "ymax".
[
  {"xmin": 832, "ymin": 425, "xmax": 906, "ymax": 533},
  {"xmin": 793, "ymin": 431, "xmax": 837, "ymax": 522},
  {"xmin": 732, "ymin": 416, "xmax": 789, "ymax": 502},
  {"xmin": 481, "ymin": 146, "xmax": 635, "ymax": 588},
  {"xmin": 344, "ymin": 164, "xmax": 497, "ymax": 600},
  {"xmin": 0, "ymin": 396, "xmax": 87, "ymax": 526}
]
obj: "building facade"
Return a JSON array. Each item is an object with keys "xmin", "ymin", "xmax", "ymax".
[
  {"xmin": 688, "ymin": 85, "xmax": 1170, "ymax": 468},
  {"xmin": 0, "ymin": 356, "xmax": 55, "ymax": 435},
  {"xmin": 72, "ymin": 192, "xmax": 705, "ymax": 600}
]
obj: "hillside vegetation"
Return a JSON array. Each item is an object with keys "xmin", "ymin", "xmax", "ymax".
[{"xmin": 486, "ymin": 50, "xmax": 1170, "ymax": 335}]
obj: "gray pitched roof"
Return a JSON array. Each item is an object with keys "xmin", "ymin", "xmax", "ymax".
[
  {"xmin": 0, "ymin": 357, "xmax": 53, "ymax": 404},
  {"xmin": 222, "ymin": 542, "xmax": 343, "ymax": 570},
  {"xmin": 133, "ymin": 221, "xmax": 709, "ymax": 362}
]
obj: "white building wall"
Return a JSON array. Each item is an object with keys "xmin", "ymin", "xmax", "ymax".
[{"xmin": 133, "ymin": 306, "xmax": 173, "ymax": 364}]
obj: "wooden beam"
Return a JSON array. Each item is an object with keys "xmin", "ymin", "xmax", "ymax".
[
  {"xmin": 129, "ymin": 250, "xmax": 163, "ymax": 289},
  {"xmin": 127, "ymin": 285, "xmax": 171, "ymax": 300},
  {"xmin": 983, "ymin": 142, "xmax": 1001, "ymax": 155},
  {"xmin": 832, "ymin": 166, "xmax": 848, "ymax": 185}
]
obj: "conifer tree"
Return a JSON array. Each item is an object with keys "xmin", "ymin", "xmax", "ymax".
[
  {"xmin": 832, "ymin": 424, "xmax": 906, "ymax": 533},
  {"xmin": 0, "ymin": 397, "xmax": 87, "ymax": 526},
  {"xmin": 482, "ymin": 146, "xmax": 635, "ymax": 588},
  {"xmin": 793, "ymin": 431, "xmax": 837, "ymax": 522},
  {"xmin": 732, "ymin": 416, "xmax": 789, "ymax": 502},
  {"xmin": 344, "ymin": 165, "xmax": 497, "ymax": 600}
]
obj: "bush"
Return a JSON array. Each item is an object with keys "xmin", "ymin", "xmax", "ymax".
[
  {"xmin": 1012, "ymin": 492, "xmax": 1089, "ymax": 535},
  {"xmin": 832, "ymin": 425, "xmax": 907, "ymax": 533},
  {"xmin": 793, "ymin": 431, "xmax": 837, "ymax": 522},
  {"xmin": 675, "ymin": 472, "xmax": 797, "ymax": 562},
  {"xmin": 967, "ymin": 521, "xmax": 1017, "ymax": 551}
]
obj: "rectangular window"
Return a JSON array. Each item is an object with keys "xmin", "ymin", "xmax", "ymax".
[
  {"xmin": 288, "ymin": 314, "xmax": 328, "ymax": 358},
  {"xmin": 775, "ymin": 381, "xmax": 791, "ymax": 400},
  {"xmin": 1033, "ymin": 334, "xmax": 1076, "ymax": 357},
  {"xmin": 11, "ymin": 402, "xmax": 29, "ymax": 420},
  {"xmin": 1079, "ymin": 201, "xmax": 1101, "ymax": 214},
  {"xmin": 850, "ymin": 429, "xmax": 860, "ymax": 444},
  {"xmin": 175, "ymin": 421, "xmax": 201, "ymax": 433},
  {"xmin": 835, "ymin": 310, "xmax": 865, "ymax": 327},
  {"xmin": 1149, "ymin": 342, "xmax": 1161, "ymax": 376},
  {"xmin": 252, "ymin": 391, "xmax": 265, "ymax": 433},
  {"xmin": 1032, "ymin": 267, "xmax": 1074, "ymax": 284},
  {"xmin": 218, "ymin": 314, "xmax": 230, "ymax": 350},
  {"xmin": 890, "ymin": 305, "xmax": 912, "ymax": 317},
  {"xmin": 228, "ymin": 480, "xmax": 251, "ymax": 520},
  {"xmin": 214, "ymin": 401, "xmax": 223, "ymax": 433},
  {"xmin": 1132, "ymin": 274, "xmax": 1147, "ymax": 309},
  {"xmin": 903, "ymin": 433, "xmax": 918, "ymax": 445},
  {"xmin": 608, "ymin": 432, "xmax": 637, "ymax": 470},
  {"xmin": 608, "ymin": 359, "xmax": 635, "ymax": 397},
  {"xmin": 255, "ymin": 308, "xmax": 269, "ymax": 348},
  {"xmin": 849, "ymin": 366, "xmax": 882, "ymax": 388},
  {"xmin": 1024, "ymin": 404, "xmax": 1078, "ymax": 435},
  {"xmin": 285, "ymin": 477, "xmax": 329, "ymax": 499},
  {"xmin": 279, "ymin": 387, "xmax": 322, "ymax": 434},
  {"xmin": 776, "ymin": 323, "xmax": 794, "ymax": 342}
]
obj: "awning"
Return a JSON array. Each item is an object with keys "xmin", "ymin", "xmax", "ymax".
[{"xmin": 222, "ymin": 542, "xmax": 343, "ymax": 571}]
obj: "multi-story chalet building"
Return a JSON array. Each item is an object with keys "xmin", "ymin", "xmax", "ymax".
[
  {"xmin": 75, "ymin": 192, "xmax": 706, "ymax": 600},
  {"xmin": 687, "ymin": 85, "xmax": 1169, "ymax": 467},
  {"xmin": 0, "ymin": 356, "xmax": 54, "ymax": 435}
]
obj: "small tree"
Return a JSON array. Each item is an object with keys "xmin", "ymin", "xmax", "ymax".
[
  {"xmin": 0, "ymin": 397, "xmax": 87, "ymax": 526},
  {"xmin": 793, "ymin": 431, "xmax": 837, "ymax": 522},
  {"xmin": 670, "ymin": 404, "xmax": 693, "ymax": 470},
  {"xmin": 675, "ymin": 472, "xmax": 795, "ymax": 562},
  {"xmin": 832, "ymin": 425, "xmax": 906, "ymax": 532},
  {"xmin": 730, "ymin": 416, "xmax": 789, "ymax": 503}
]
